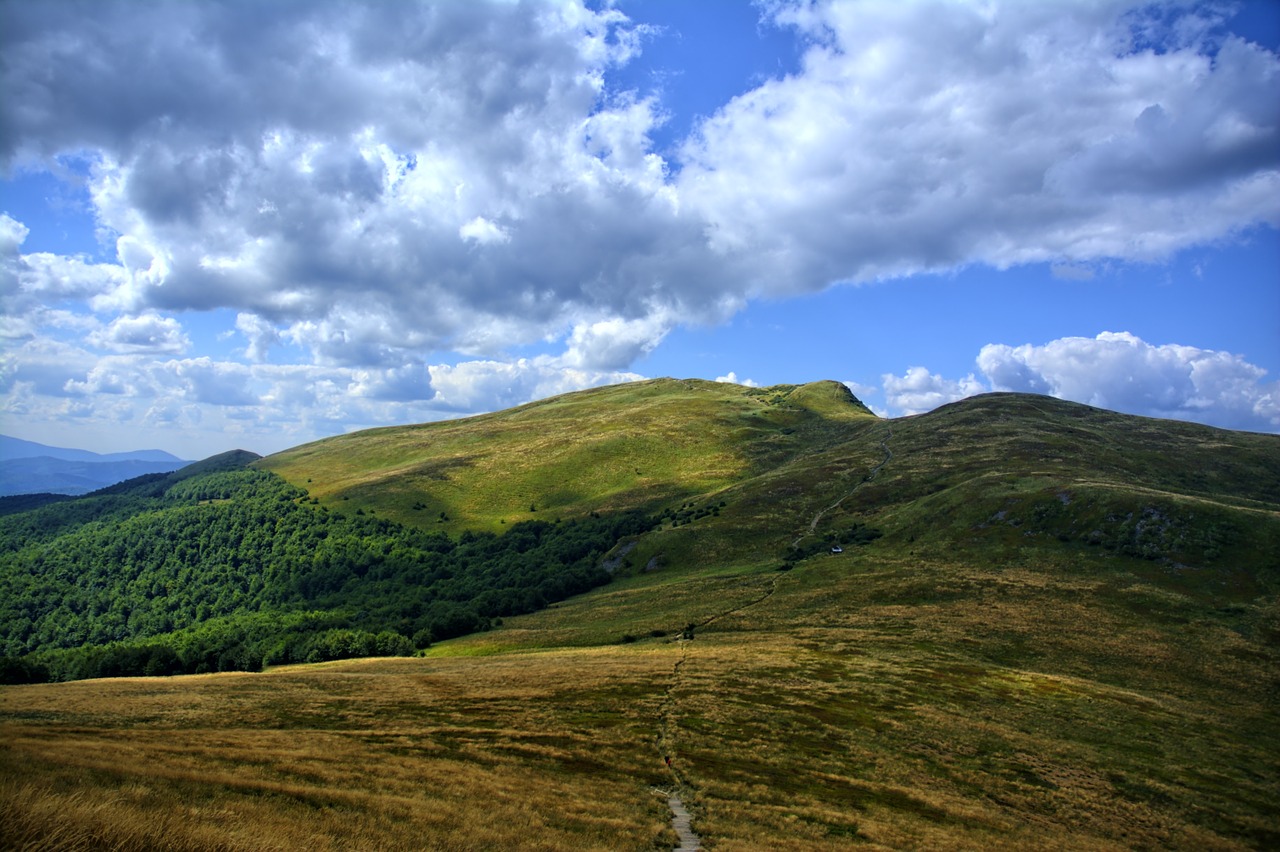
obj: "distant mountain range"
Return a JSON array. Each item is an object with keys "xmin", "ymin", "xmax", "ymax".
[{"xmin": 0, "ymin": 435, "xmax": 191, "ymax": 496}]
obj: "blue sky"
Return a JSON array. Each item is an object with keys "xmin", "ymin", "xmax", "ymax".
[{"xmin": 1, "ymin": 0, "xmax": 1277, "ymax": 458}]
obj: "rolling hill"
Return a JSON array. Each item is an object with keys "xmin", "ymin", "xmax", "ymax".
[{"xmin": 2, "ymin": 378, "xmax": 1277, "ymax": 850}]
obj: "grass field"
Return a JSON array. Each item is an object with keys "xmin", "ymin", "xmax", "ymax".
[
  {"xmin": 4, "ymin": 545, "xmax": 1276, "ymax": 849},
  {"xmin": 3, "ymin": 381, "xmax": 1278, "ymax": 849},
  {"xmin": 1, "ymin": 649, "xmax": 681, "ymax": 851}
]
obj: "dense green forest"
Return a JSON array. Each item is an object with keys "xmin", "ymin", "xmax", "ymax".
[{"xmin": 0, "ymin": 468, "xmax": 653, "ymax": 682}]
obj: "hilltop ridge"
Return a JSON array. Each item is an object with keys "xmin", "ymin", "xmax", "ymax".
[
  {"xmin": 259, "ymin": 378, "xmax": 878, "ymax": 533},
  {"xmin": 259, "ymin": 379, "xmax": 1278, "ymax": 574}
]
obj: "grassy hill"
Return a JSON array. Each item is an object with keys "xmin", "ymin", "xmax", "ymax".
[
  {"xmin": 2, "ymin": 379, "xmax": 1278, "ymax": 849},
  {"xmin": 259, "ymin": 378, "xmax": 876, "ymax": 533}
]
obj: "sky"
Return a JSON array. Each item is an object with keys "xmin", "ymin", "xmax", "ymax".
[{"xmin": 1, "ymin": 0, "xmax": 1277, "ymax": 459}]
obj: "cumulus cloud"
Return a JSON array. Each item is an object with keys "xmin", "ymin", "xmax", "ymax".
[
  {"xmin": 0, "ymin": 0, "xmax": 709, "ymax": 369},
  {"xmin": 235, "ymin": 312, "xmax": 281, "ymax": 362},
  {"xmin": 881, "ymin": 332, "xmax": 1279, "ymax": 433},
  {"xmin": 351, "ymin": 364, "xmax": 435, "ymax": 403},
  {"xmin": 562, "ymin": 313, "xmax": 673, "ymax": 371},
  {"xmin": 1, "ymin": 214, "xmax": 129, "ymax": 322},
  {"xmin": 5, "ymin": 330, "xmax": 645, "ymax": 455},
  {"xmin": 0, "ymin": 214, "xmax": 28, "ymax": 289},
  {"xmin": 882, "ymin": 367, "xmax": 986, "ymax": 416},
  {"xmin": 678, "ymin": 0, "xmax": 1280, "ymax": 289},
  {"xmin": 977, "ymin": 332, "xmax": 1279, "ymax": 431},
  {"xmin": 2, "ymin": 0, "xmax": 1278, "ymax": 451},
  {"xmin": 458, "ymin": 217, "xmax": 510, "ymax": 246},
  {"xmin": 3, "ymin": 0, "xmax": 1274, "ymax": 373},
  {"xmin": 427, "ymin": 357, "xmax": 642, "ymax": 413},
  {"xmin": 88, "ymin": 313, "xmax": 189, "ymax": 354},
  {"xmin": 155, "ymin": 357, "xmax": 258, "ymax": 407},
  {"xmin": 715, "ymin": 372, "xmax": 759, "ymax": 387}
]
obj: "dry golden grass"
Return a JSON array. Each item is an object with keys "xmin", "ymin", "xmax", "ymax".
[
  {"xmin": 4, "ymin": 559, "xmax": 1276, "ymax": 849},
  {"xmin": 648, "ymin": 552, "xmax": 1279, "ymax": 851},
  {"xmin": 1, "ymin": 650, "xmax": 681, "ymax": 851},
  {"xmin": 661, "ymin": 631, "xmax": 1272, "ymax": 851}
]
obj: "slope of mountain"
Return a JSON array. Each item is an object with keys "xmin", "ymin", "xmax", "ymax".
[
  {"xmin": 0, "ymin": 435, "xmax": 190, "ymax": 496},
  {"xmin": 260, "ymin": 378, "xmax": 877, "ymax": 533},
  {"xmin": 261, "ymin": 378, "xmax": 1278, "ymax": 578},
  {"xmin": 2, "ymin": 379, "xmax": 1278, "ymax": 850}
]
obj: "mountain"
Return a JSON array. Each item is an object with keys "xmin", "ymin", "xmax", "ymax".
[
  {"xmin": 261, "ymin": 378, "xmax": 1277, "ymax": 568},
  {"xmin": 261, "ymin": 378, "xmax": 879, "ymax": 534},
  {"xmin": 1, "ymin": 379, "xmax": 1277, "ymax": 850},
  {"xmin": 0, "ymin": 435, "xmax": 190, "ymax": 496},
  {"xmin": 0, "ymin": 435, "xmax": 186, "ymax": 464}
]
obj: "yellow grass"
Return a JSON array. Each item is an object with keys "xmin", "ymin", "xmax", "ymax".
[
  {"xmin": 5, "ymin": 550, "xmax": 1276, "ymax": 851},
  {"xmin": 1, "ymin": 650, "xmax": 680, "ymax": 851}
]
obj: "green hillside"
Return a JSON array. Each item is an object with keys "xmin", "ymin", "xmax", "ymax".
[
  {"xmin": 259, "ymin": 378, "xmax": 876, "ymax": 533},
  {"xmin": 2, "ymin": 378, "xmax": 1278, "ymax": 849}
]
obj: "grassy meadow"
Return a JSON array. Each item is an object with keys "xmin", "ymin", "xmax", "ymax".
[
  {"xmin": 3, "ymin": 381, "xmax": 1278, "ymax": 849},
  {"xmin": 4, "ymin": 548, "xmax": 1276, "ymax": 849},
  {"xmin": 1, "ymin": 649, "xmax": 681, "ymax": 851}
]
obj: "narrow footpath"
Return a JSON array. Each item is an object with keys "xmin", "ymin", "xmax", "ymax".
[
  {"xmin": 793, "ymin": 424, "xmax": 894, "ymax": 548},
  {"xmin": 666, "ymin": 792, "xmax": 700, "ymax": 852},
  {"xmin": 656, "ymin": 642, "xmax": 702, "ymax": 850},
  {"xmin": 654, "ymin": 425, "xmax": 895, "ymax": 850}
]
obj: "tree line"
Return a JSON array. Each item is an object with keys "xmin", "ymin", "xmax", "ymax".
[{"xmin": 0, "ymin": 468, "xmax": 653, "ymax": 682}]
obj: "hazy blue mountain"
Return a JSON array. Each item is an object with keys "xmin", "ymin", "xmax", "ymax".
[
  {"xmin": 0, "ymin": 436, "xmax": 189, "ymax": 496},
  {"xmin": 0, "ymin": 436, "xmax": 185, "ymax": 464}
]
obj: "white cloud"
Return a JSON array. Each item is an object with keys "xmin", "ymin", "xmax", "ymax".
[
  {"xmin": 6, "ymin": 329, "xmax": 648, "ymax": 455},
  {"xmin": 350, "ymin": 364, "xmax": 435, "ymax": 403},
  {"xmin": 4, "ymin": 0, "xmax": 1273, "ymax": 374},
  {"xmin": 458, "ymin": 216, "xmax": 510, "ymax": 245},
  {"xmin": 715, "ymin": 372, "xmax": 759, "ymax": 387},
  {"xmin": 235, "ymin": 312, "xmax": 281, "ymax": 362},
  {"xmin": 3, "ymin": 337, "xmax": 99, "ymax": 397},
  {"xmin": 0, "ymin": 0, "xmax": 702, "ymax": 368},
  {"xmin": 88, "ymin": 313, "xmax": 189, "ymax": 354},
  {"xmin": 879, "ymin": 332, "xmax": 1279, "ymax": 433},
  {"xmin": 562, "ymin": 313, "xmax": 672, "ymax": 371},
  {"xmin": 155, "ymin": 357, "xmax": 258, "ymax": 407},
  {"xmin": 63, "ymin": 357, "xmax": 145, "ymax": 397},
  {"xmin": 842, "ymin": 380, "xmax": 878, "ymax": 400},
  {"xmin": 0, "ymin": 214, "xmax": 29, "ymax": 289},
  {"xmin": 977, "ymin": 332, "xmax": 1279, "ymax": 431},
  {"xmin": 882, "ymin": 367, "xmax": 986, "ymax": 416},
  {"xmin": 678, "ymin": 0, "xmax": 1280, "ymax": 290},
  {"xmin": 428, "ymin": 357, "xmax": 642, "ymax": 413},
  {"xmin": 1, "ymin": 1, "xmax": 1277, "ymax": 452},
  {"xmin": 22, "ymin": 252, "xmax": 130, "ymax": 302},
  {"xmin": 1, "ymin": 214, "xmax": 129, "ymax": 323}
]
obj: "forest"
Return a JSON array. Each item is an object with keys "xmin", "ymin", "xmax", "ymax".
[{"xmin": 0, "ymin": 468, "xmax": 653, "ymax": 682}]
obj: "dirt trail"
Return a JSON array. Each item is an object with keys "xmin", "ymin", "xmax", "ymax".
[
  {"xmin": 792, "ymin": 424, "xmax": 894, "ymax": 548},
  {"xmin": 653, "ymin": 426, "xmax": 894, "ymax": 849},
  {"xmin": 657, "ymin": 642, "xmax": 702, "ymax": 850}
]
